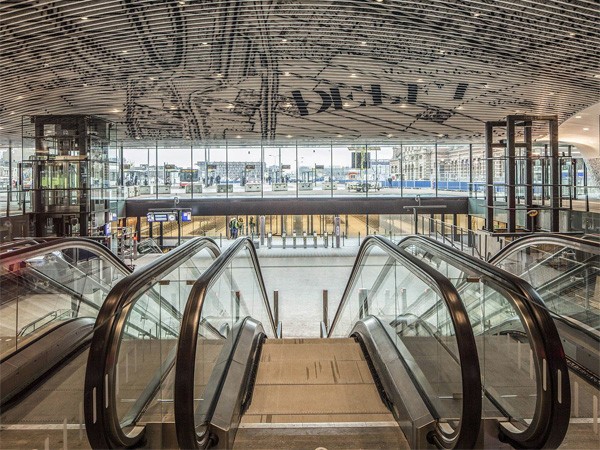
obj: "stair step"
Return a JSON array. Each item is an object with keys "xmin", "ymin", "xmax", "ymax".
[
  {"xmin": 255, "ymin": 359, "xmax": 372, "ymax": 385},
  {"xmin": 245, "ymin": 383, "xmax": 389, "ymax": 416}
]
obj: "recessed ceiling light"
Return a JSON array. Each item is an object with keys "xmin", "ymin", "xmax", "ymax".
[
  {"xmin": 337, "ymin": 134, "xmax": 343, "ymax": 138},
  {"xmin": 575, "ymin": 115, "xmax": 582, "ymax": 118},
  {"xmin": 456, "ymin": 106, "xmax": 464, "ymax": 110},
  {"xmin": 438, "ymin": 133, "xmax": 444, "ymax": 137},
  {"xmin": 281, "ymin": 39, "xmax": 287, "ymax": 43},
  {"xmin": 122, "ymin": 50, "xmax": 128, "ymax": 54},
  {"xmin": 399, "ymin": 103, "xmax": 407, "ymax": 108},
  {"xmin": 170, "ymin": 106, "xmax": 176, "ymax": 110},
  {"xmin": 236, "ymin": 135, "xmax": 242, "ymax": 139},
  {"xmin": 179, "ymin": 0, "xmax": 185, "ymax": 4},
  {"xmin": 284, "ymin": 71, "xmax": 290, "ymax": 76},
  {"xmin": 112, "ymin": 109, "xmax": 120, "ymax": 113},
  {"xmin": 549, "ymin": 92, "xmax": 554, "ymax": 95},
  {"xmin": 83, "ymin": 83, "xmax": 88, "ymax": 87},
  {"xmin": 350, "ymin": 73, "xmax": 357, "ymax": 78},
  {"xmin": 387, "ymin": 133, "xmax": 393, "ymax": 138},
  {"xmin": 202, "ymin": 42, "xmax": 208, "ymax": 46},
  {"xmin": 81, "ymin": 17, "xmax": 88, "ymax": 20},
  {"xmin": 416, "ymin": 78, "xmax": 424, "ymax": 83},
  {"xmin": 227, "ymin": 104, "xmax": 235, "ymax": 109},
  {"xmin": 286, "ymin": 134, "xmax": 293, "ymax": 138},
  {"xmin": 569, "ymin": 32, "xmax": 576, "ymax": 37},
  {"xmin": 375, "ymin": 0, "xmax": 383, "ymax": 3},
  {"xmin": 9, "ymin": 112, "xmax": 15, "ymax": 115},
  {"xmin": 343, "ymin": 103, "xmax": 350, "ymax": 107},
  {"xmin": 483, "ymin": 84, "xmax": 489, "ymax": 88},
  {"xmin": 283, "ymin": 102, "xmax": 291, "ymax": 108},
  {"xmin": 149, "ymin": 77, "xmax": 156, "ymax": 80},
  {"xmin": 439, "ymin": 50, "xmax": 445, "ymax": 54},
  {"xmin": 583, "ymin": 128, "xmax": 590, "ymax": 131},
  {"xmin": 517, "ymin": 61, "xmax": 523, "ymax": 65},
  {"xmin": 473, "ymin": 12, "xmax": 480, "ymax": 17},
  {"xmin": 594, "ymin": 74, "xmax": 600, "ymax": 78},
  {"xmin": 361, "ymin": 41, "xmax": 367, "ymax": 46},
  {"xmin": 135, "ymin": 136, "xmax": 141, "ymax": 140},
  {"xmin": 16, "ymin": 95, "xmax": 23, "ymax": 100},
  {"xmin": 215, "ymin": 73, "xmax": 223, "ymax": 78}
]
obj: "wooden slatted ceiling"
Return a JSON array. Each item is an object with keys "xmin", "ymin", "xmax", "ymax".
[{"xmin": 0, "ymin": 0, "xmax": 598, "ymax": 143}]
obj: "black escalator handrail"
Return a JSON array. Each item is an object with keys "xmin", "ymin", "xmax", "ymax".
[
  {"xmin": 0, "ymin": 237, "xmax": 132, "ymax": 274},
  {"xmin": 329, "ymin": 235, "xmax": 481, "ymax": 450},
  {"xmin": 174, "ymin": 238, "xmax": 276, "ymax": 450},
  {"xmin": 490, "ymin": 233, "xmax": 600, "ymax": 266},
  {"xmin": 398, "ymin": 235, "xmax": 571, "ymax": 449},
  {"xmin": 84, "ymin": 237, "xmax": 220, "ymax": 450}
]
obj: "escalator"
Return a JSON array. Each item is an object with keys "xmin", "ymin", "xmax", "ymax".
[
  {"xmin": 171, "ymin": 237, "xmax": 483, "ymax": 449},
  {"xmin": 0, "ymin": 238, "xmax": 132, "ymax": 406},
  {"xmin": 490, "ymin": 234, "xmax": 600, "ymax": 385},
  {"xmin": 396, "ymin": 236, "xmax": 570, "ymax": 449},
  {"xmin": 0, "ymin": 237, "xmax": 220, "ymax": 450}
]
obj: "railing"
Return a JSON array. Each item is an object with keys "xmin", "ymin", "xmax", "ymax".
[
  {"xmin": 174, "ymin": 237, "xmax": 276, "ymax": 449},
  {"xmin": 84, "ymin": 237, "xmax": 221, "ymax": 449},
  {"xmin": 17, "ymin": 309, "xmax": 74, "ymax": 337},
  {"xmin": 397, "ymin": 236, "xmax": 571, "ymax": 449},
  {"xmin": 329, "ymin": 235, "xmax": 482, "ymax": 449}
]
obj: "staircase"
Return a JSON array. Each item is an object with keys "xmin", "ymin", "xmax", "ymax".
[{"xmin": 234, "ymin": 338, "xmax": 408, "ymax": 449}]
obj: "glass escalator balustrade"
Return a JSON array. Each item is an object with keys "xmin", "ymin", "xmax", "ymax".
[{"xmin": 398, "ymin": 236, "xmax": 571, "ymax": 449}]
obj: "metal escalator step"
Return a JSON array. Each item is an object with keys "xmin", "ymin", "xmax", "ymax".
[
  {"xmin": 245, "ymin": 384, "xmax": 390, "ymax": 416},
  {"xmin": 255, "ymin": 359, "xmax": 372, "ymax": 385}
]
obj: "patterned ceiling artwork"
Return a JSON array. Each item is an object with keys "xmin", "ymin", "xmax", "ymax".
[{"xmin": 0, "ymin": 0, "xmax": 599, "ymax": 143}]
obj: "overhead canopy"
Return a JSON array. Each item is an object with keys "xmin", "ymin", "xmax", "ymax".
[{"xmin": 1, "ymin": 0, "xmax": 599, "ymax": 143}]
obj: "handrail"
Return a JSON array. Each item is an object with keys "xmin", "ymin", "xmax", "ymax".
[
  {"xmin": 84, "ymin": 237, "xmax": 221, "ymax": 450},
  {"xmin": 490, "ymin": 233, "xmax": 600, "ymax": 266},
  {"xmin": 329, "ymin": 235, "xmax": 481, "ymax": 450},
  {"xmin": 174, "ymin": 238, "xmax": 276, "ymax": 449},
  {"xmin": 397, "ymin": 235, "xmax": 571, "ymax": 449},
  {"xmin": 0, "ymin": 237, "xmax": 132, "ymax": 275}
]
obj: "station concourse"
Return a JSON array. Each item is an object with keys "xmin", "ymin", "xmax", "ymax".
[{"xmin": 0, "ymin": 1, "xmax": 599, "ymax": 449}]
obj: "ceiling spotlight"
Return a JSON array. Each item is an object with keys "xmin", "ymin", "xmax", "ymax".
[
  {"xmin": 549, "ymin": 92, "xmax": 555, "ymax": 95},
  {"xmin": 517, "ymin": 61, "xmax": 523, "ymax": 65},
  {"xmin": 122, "ymin": 50, "xmax": 128, "ymax": 54},
  {"xmin": 438, "ymin": 133, "xmax": 444, "ymax": 137},
  {"xmin": 283, "ymin": 102, "xmax": 292, "ymax": 108},
  {"xmin": 575, "ymin": 115, "xmax": 582, "ymax": 118},
  {"xmin": 399, "ymin": 103, "xmax": 407, "ymax": 108},
  {"xmin": 9, "ymin": 112, "xmax": 15, "ymax": 115},
  {"xmin": 149, "ymin": 77, "xmax": 156, "ymax": 80},
  {"xmin": 81, "ymin": 17, "xmax": 88, "ymax": 20},
  {"xmin": 112, "ymin": 109, "xmax": 120, "ymax": 113},
  {"xmin": 473, "ymin": 12, "xmax": 480, "ymax": 17},
  {"xmin": 343, "ymin": 103, "xmax": 350, "ymax": 107},
  {"xmin": 569, "ymin": 32, "xmax": 576, "ymax": 37},
  {"xmin": 202, "ymin": 42, "xmax": 208, "ymax": 46},
  {"xmin": 361, "ymin": 41, "xmax": 367, "ymax": 46},
  {"xmin": 170, "ymin": 105, "xmax": 176, "ymax": 110},
  {"xmin": 375, "ymin": 0, "xmax": 383, "ymax": 3},
  {"xmin": 439, "ymin": 50, "xmax": 445, "ymax": 54},
  {"xmin": 350, "ymin": 73, "xmax": 357, "ymax": 78},
  {"xmin": 178, "ymin": 0, "xmax": 185, "ymax": 4},
  {"xmin": 583, "ymin": 127, "xmax": 590, "ymax": 131},
  {"xmin": 286, "ymin": 134, "xmax": 293, "ymax": 138},
  {"xmin": 281, "ymin": 39, "xmax": 287, "ymax": 43},
  {"xmin": 456, "ymin": 106, "xmax": 464, "ymax": 110},
  {"xmin": 16, "ymin": 95, "xmax": 23, "ymax": 100},
  {"xmin": 483, "ymin": 84, "xmax": 489, "ymax": 88},
  {"xmin": 236, "ymin": 135, "xmax": 242, "ymax": 139},
  {"xmin": 227, "ymin": 104, "xmax": 235, "ymax": 109},
  {"xmin": 83, "ymin": 83, "xmax": 88, "ymax": 87},
  {"xmin": 284, "ymin": 71, "xmax": 291, "ymax": 76},
  {"xmin": 594, "ymin": 74, "xmax": 600, "ymax": 78},
  {"xmin": 215, "ymin": 73, "xmax": 223, "ymax": 78},
  {"xmin": 387, "ymin": 133, "xmax": 393, "ymax": 138},
  {"xmin": 416, "ymin": 78, "xmax": 424, "ymax": 82},
  {"xmin": 337, "ymin": 134, "xmax": 343, "ymax": 138}
]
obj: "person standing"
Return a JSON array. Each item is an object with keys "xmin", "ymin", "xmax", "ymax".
[
  {"xmin": 249, "ymin": 216, "xmax": 256, "ymax": 236},
  {"xmin": 229, "ymin": 216, "xmax": 238, "ymax": 239},
  {"xmin": 237, "ymin": 216, "xmax": 244, "ymax": 236}
]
